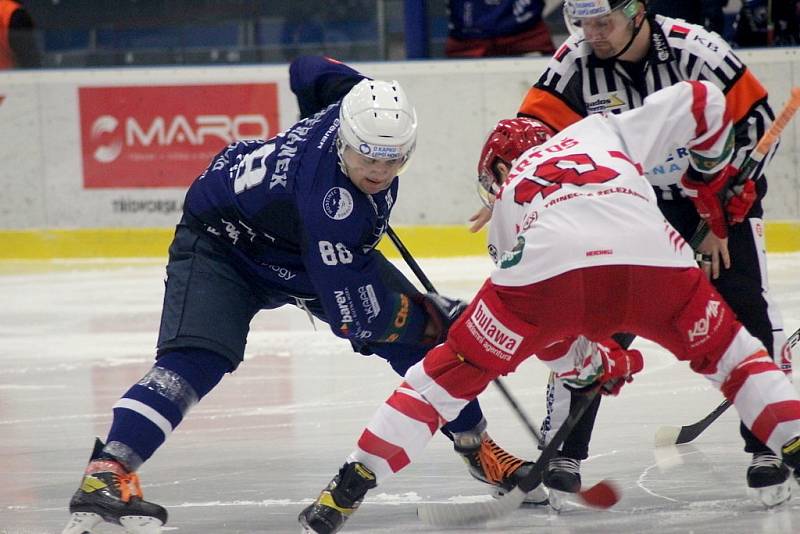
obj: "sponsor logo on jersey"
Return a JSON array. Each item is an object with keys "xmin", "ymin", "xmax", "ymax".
[
  {"xmin": 263, "ymin": 263, "xmax": 296, "ymax": 281},
  {"xmin": 646, "ymin": 147, "xmax": 689, "ymax": 178},
  {"xmin": 358, "ymin": 284, "xmax": 381, "ymax": 323},
  {"xmin": 466, "ymin": 300, "xmax": 523, "ymax": 361},
  {"xmin": 692, "ymin": 34, "xmax": 720, "ymax": 53},
  {"xmin": 220, "ymin": 218, "xmax": 241, "ymax": 245},
  {"xmin": 651, "ymin": 31, "xmax": 671, "ymax": 62},
  {"xmin": 317, "ymin": 119, "xmax": 339, "ymax": 149},
  {"xmin": 779, "ymin": 341, "xmax": 793, "ymax": 375},
  {"xmin": 79, "ymin": 84, "xmax": 278, "ymax": 188},
  {"xmin": 521, "ymin": 211, "xmax": 538, "ymax": 231},
  {"xmin": 334, "ymin": 289, "xmax": 354, "ymax": 326},
  {"xmin": 499, "ymin": 236, "xmax": 526, "ymax": 269},
  {"xmin": 586, "ymin": 93, "xmax": 626, "ymax": 114},
  {"xmin": 687, "ymin": 299, "xmax": 722, "ymax": 343},
  {"xmin": 323, "ymin": 187, "xmax": 354, "ymax": 220}
]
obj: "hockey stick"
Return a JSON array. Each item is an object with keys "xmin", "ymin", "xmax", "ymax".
[
  {"xmin": 384, "ymin": 225, "xmax": 543, "ymax": 441},
  {"xmin": 690, "ymin": 87, "xmax": 800, "ymax": 249},
  {"xmin": 384, "ymin": 225, "xmax": 620, "ymax": 512},
  {"xmin": 654, "ymin": 326, "xmax": 800, "ymax": 447},
  {"xmin": 418, "ymin": 388, "xmax": 619, "ymax": 526}
]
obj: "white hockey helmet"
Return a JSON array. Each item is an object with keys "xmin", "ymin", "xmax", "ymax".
[
  {"xmin": 563, "ymin": 0, "xmax": 641, "ymax": 37},
  {"xmin": 337, "ymin": 79, "xmax": 418, "ymax": 174}
]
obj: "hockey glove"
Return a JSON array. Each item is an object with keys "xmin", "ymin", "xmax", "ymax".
[
  {"xmin": 725, "ymin": 178, "xmax": 757, "ymax": 224},
  {"xmin": 416, "ymin": 293, "xmax": 468, "ymax": 346},
  {"xmin": 680, "ymin": 165, "xmax": 736, "ymax": 239},
  {"xmin": 559, "ymin": 339, "xmax": 644, "ymax": 396}
]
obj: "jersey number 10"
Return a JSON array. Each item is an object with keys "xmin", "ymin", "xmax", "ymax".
[{"xmin": 513, "ymin": 153, "xmax": 619, "ymax": 205}]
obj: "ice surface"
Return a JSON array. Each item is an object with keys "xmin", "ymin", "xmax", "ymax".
[{"xmin": 1, "ymin": 254, "xmax": 799, "ymax": 533}]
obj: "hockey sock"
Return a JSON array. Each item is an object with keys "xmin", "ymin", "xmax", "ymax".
[{"xmin": 103, "ymin": 348, "xmax": 232, "ymax": 470}]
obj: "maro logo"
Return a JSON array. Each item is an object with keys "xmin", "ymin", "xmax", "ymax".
[{"xmin": 79, "ymin": 84, "xmax": 279, "ymax": 188}]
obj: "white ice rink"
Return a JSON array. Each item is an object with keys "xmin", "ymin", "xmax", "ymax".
[{"xmin": 2, "ymin": 254, "xmax": 800, "ymax": 534}]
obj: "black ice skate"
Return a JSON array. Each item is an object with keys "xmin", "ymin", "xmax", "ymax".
[
  {"xmin": 747, "ymin": 451, "xmax": 791, "ymax": 508},
  {"xmin": 543, "ymin": 453, "xmax": 581, "ymax": 511},
  {"xmin": 62, "ymin": 438, "xmax": 167, "ymax": 534},
  {"xmin": 299, "ymin": 462, "xmax": 377, "ymax": 534},
  {"xmin": 453, "ymin": 427, "xmax": 548, "ymax": 505}
]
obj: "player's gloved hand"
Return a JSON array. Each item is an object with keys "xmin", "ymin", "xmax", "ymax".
[
  {"xmin": 416, "ymin": 293, "xmax": 468, "ymax": 345},
  {"xmin": 681, "ymin": 165, "xmax": 737, "ymax": 239},
  {"xmin": 595, "ymin": 342, "xmax": 644, "ymax": 395},
  {"xmin": 561, "ymin": 339, "xmax": 644, "ymax": 396},
  {"xmin": 725, "ymin": 178, "xmax": 757, "ymax": 224},
  {"xmin": 349, "ymin": 338, "xmax": 374, "ymax": 356}
]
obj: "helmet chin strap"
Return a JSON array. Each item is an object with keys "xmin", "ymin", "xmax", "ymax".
[
  {"xmin": 335, "ymin": 135, "xmax": 353, "ymax": 178},
  {"xmin": 607, "ymin": 12, "xmax": 645, "ymax": 60}
]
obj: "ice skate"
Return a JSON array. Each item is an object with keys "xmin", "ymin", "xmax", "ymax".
[
  {"xmin": 298, "ymin": 462, "xmax": 377, "ymax": 534},
  {"xmin": 746, "ymin": 451, "xmax": 791, "ymax": 508},
  {"xmin": 453, "ymin": 428, "xmax": 548, "ymax": 506},
  {"xmin": 62, "ymin": 439, "xmax": 167, "ymax": 534},
  {"xmin": 543, "ymin": 454, "xmax": 581, "ymax": 511}
]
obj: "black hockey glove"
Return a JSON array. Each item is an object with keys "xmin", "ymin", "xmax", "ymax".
[{"xmin": 415, "ymin": 293, "xmax": 468, "ymax": 346}]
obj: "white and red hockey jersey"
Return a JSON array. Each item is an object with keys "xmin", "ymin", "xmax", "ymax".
[{"xmin": 489, "ymin": 80, "xmax": 732, "ymax": 288}]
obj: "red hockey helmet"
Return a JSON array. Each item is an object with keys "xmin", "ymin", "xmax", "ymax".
[{"xmin": 477, "ymin": 117, "xmax": 553, "ymax": 206}]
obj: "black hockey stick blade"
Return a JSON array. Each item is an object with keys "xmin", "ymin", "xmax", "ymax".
[
  {"xmin": 418, "ymin": 388, "xmax": 620, "ymax": 527},
  {"xmin": 655, "ymin": 326, "xmax": 800, "ymax": 447}
]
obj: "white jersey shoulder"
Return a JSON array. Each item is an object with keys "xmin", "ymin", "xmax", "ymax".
[{"xmin": 655, "ymin": 14, "xmax": 740, "ymax": 72}]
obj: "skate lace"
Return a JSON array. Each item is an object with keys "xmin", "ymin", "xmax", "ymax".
[
  {"xmin": 477, "ymin": 437, "xmax": 524, "ymax": 484},
  {"xmin": 114, "ymin": 472, "xmax": 143, "ymax": 502},
  {"xmin": 751, "ymin": 453, "xmax": 782, "ymax": 469},
  {"xmin": 549, "ymin": 457, "xmax": 581, "ymax": 474}
]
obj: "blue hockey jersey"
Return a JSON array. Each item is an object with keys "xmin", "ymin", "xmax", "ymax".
[{"xmin": 182, "ymin": 59, "xmax": 427, "ymax": 346}]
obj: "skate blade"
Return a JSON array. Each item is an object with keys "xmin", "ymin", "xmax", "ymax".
[
  {"xmin": 548, "ymin": 489, "xmax": 573, "ymax": 512},
  {"xmin": 298, "ymin": 514, "xmax": 322, "ymax": 533},
  {"xmin": 751, "ymin": 480, "xmax": 792, "ymax": 509},
  {"xmin": 491, "ymin": 484, "xmax": 549, "ymax": 506},
  {"xmin": 62, "ymin": 512, "xmax": 103, "ymax": 534},
  {"xmin": 119, "ymin": 515, "xmax": 164, "ymax": 533}
]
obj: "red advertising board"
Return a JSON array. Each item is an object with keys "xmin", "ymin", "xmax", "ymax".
[{"xmin": 79, "ymin": 84, "xmax": 279, "ymax": 188}]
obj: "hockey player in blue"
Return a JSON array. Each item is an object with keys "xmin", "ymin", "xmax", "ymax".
[{"xmin": 62, "ymin": 56, "xmax": 539, "ymax": 534}]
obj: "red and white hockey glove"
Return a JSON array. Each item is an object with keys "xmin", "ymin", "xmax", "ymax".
[
  {"xmin": 557, "ymin": 338, "xmax": 644, "ymax": 396},
  {"xmin": 680, "ymin": 165, "xmax": 737, "ymax": 239},
  {"xmin": 725, "ymin": 178, "xmax": 757, "ymax": 224}
]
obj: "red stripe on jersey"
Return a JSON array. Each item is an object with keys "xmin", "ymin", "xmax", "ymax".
[
  {"xmin": 720, "ymin": 351, "xmax": 773, "ymax": 400},
  {"xmin": 555, "ymin": 43, "xmax": 570, "ymax": 62},
  {"xmin": 386, "ymin": 390, "xmax": 439, "ymax": 435},
  {"xmin": 357, "ymin": 428, "xmax": 411, "ymax": 473},
  {"xmin": 689, "ymin": 81, "xmax": 708, "ymax": 138},
  {"xmin": 692, "ymin": 116, "xmax": 731, "ymax": 151},
  {"xmin": 750, "ymin": 400, "xmax": 800, "ymax": 445},
  {"xmin": 608, "ymin": 150, "xmax": 644, "ymax": 175}
]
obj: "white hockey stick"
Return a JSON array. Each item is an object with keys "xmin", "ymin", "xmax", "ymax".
[{"xmin": 655, "ymin": 326, "xmax": 800, "ymax": 447}]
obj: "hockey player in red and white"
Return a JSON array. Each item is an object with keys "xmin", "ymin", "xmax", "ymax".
[{"xmin": 298, "ymin": 80, "xmax": 800, "ymax": 533}]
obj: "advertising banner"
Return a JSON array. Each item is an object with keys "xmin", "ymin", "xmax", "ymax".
[{"xmin": 79, "ymin": 83, "xmax": 279, "ymax": 188}]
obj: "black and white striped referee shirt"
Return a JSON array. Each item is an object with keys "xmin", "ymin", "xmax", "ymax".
[{"xmin": 518, "ymin": 14, "xmax": 775, "ymax": 201}]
